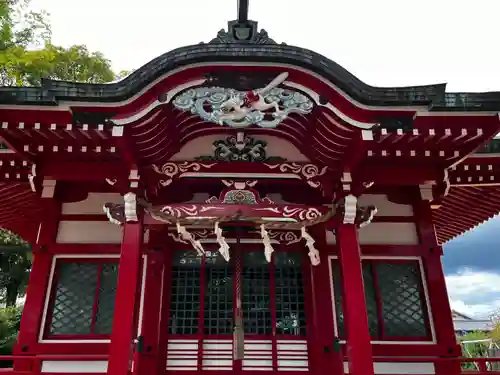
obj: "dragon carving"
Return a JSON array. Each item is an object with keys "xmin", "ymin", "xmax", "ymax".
[{"xmin": 172, "ymin": 72, "xmax": 314, "ymax": 128}]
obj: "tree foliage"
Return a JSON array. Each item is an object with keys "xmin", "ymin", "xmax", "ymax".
[
  {"xmin": 0, "ymin": 0, "xmax": 122, "ymax": 306},
  {"xmin": 0, "ymin": 0, "xmax": 117, "ymax": 86},
  {"xmin": 0, "ymin": 306, "xmax": 22, "ymax": 367},
  {"xmin": 0, "ymin": 229, "xmax": 30, "ymax": 307}
]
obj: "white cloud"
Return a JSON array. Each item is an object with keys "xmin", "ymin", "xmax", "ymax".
[{"xmin": 446, "ymin": 269, "xmax": 500, "ymax": 318}]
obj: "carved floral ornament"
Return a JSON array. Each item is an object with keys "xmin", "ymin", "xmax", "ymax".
[
  {"xmin": 195, "ymin": 134, "xmax": 285, "ymax": 163},
  {"xmin": 102, "ymin": 189, "xmax": 378, "ymax": 266},
  {"xmin": 151, "ymin": 160, "xmax": 329, "ymax": 191},
  {"xmin": 172, "ymin": 72, "xmax": 314, "ymax": 128}
]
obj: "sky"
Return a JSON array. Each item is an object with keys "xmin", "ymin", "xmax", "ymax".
[{"xmin": 28, "ymin": 0, "xmax": 500, "ymax": 318}]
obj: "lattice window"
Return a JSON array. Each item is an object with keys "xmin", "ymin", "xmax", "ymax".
[
  {"xmin": 48, "ymin": 261, "xmax": 118, "ymax": 336},
  {"xmin": 94, "ymin": 263, "xmax": 118, "ymax": 334},
  {"xmin": 331, "ymin": 258, "xmax": 431, "ymax": 341},
  {"xmin": 168, "ymin": 249, "xmax": 307, "ymax": 338},
  {"xmin": 275, "ymin": 252, "xmax": 306, "ymax": 336},
  {"xmin": 363, "ymin": 264, "xmax": 381, "ymax": 337},
  {"xmin": 169, "ymin": 251, "xmax": 201, "ymax": 335},
  {"xmin": 375, "ymin": 262, "xmax": 429, "ymax": 338},
  {"xmin": 332, "ymin": 262, "xmax": 379, "ymax": 337},
  {"xmin": 331, "ymin": 262, "xmax": 345, "ymax": 337},
  {"xmin": 243, "ymin": 251, "xmax": 271, "ymax": 335},
  {"xmin": 204, "ymin": 251, "xmax": 233, "ymax": 335}
]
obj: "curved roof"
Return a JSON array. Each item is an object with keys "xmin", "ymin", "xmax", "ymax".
[
  {"xmin": 2, "ymin": 17, "xmax": 500, "ymax": 244},
  {"xmin": 1, "ymin": 19, "xmax": 500, "ymax": 111}
]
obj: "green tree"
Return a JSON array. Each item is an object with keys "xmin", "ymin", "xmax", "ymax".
[
  {"xmin": 0, "ymin": 230, "xmax": 30, "ymax": 307},
  {"xmin": 0, "ymin": 306, "xmax": 22, "ymax": 367},
  {"xmin": 0, "ymin": 0, "xmax": 116, "ymax": 86},
  {"xmin": 0, "ymin": 0, "xmax": 119, "ymax": 304}
]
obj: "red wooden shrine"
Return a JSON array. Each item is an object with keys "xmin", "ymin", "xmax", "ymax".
[{"xmin": 2, "ymin": 3, "xmax": 500, "ymax": 375}]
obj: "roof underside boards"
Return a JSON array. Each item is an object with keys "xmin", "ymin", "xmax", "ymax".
[
  {"xmin": 433, "ymin": 185, "xmax": 500, "ymax": 244},
  {"xmin": 0, "ymin": 183, "xmax": 45, "ymax": 242}
]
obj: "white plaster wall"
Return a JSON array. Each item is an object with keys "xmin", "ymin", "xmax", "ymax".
[
  {"xmin": 170, "ymin": 134, "xmax": 310, "ymax": 162},
  {"xmin": 358, "ymin": 194, "xmax": 413, "ymax": 217},
  {"xmin": 343, "ymin": 362, "xmax": 435, "ymax": 374},
  {"xmin": 61, "ymin": 193, "xmax": 123, "ymax": 215},
  {"xmin": 327, "ymin": 222, "xmax": 419, "ymax": 245},
  {"xmin": 56, "ymin": 221, "xmax": 123, "ymax": 243},
  {"xmin": 56, "ymin": 221, "xmax": 150, "ymax": 244},
  {"xmin": 41, "ymin": 361, "xmax": 108, "ymax": 373}
]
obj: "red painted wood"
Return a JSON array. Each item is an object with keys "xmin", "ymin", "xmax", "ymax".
[
  {"xmin": 13, "ymin": 251, "xmax": 53, "ymax": 371},
  {"xmin": 337, "ymin": 224, "xmax": 374, "ymax": 375},
  {"xmin": 414, "ymin": 200, "xmax": 461, "ymax": 375},
  {"xmin": 14, "ymin": 202, "xmax": 60, "ymax": 371},
  {"xmin": 107, "ymin": 220, "xmax": 144, "ymax": 375},
  {"xmin": 134, "ymin": 251, "xmax": 164, "ymax": 375},
  {"xmin": 307, "ymin": 225, "xmax": 344, "ymax": 375},
  {"xmin": 156, "ymin": 240, "xmax": 173, "ymax": 375},
  {"xmin": 46, "ymin": 244, "xmax": 121, "ymax": 254}
]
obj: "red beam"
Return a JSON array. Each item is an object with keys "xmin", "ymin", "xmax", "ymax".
[
  {"xmin": 357, "ymin": 164, "xmax": 441, "ymax": 185},
  {"xmin": 41, "ymin": 161, "xmax": 129, "ymax": 181}
]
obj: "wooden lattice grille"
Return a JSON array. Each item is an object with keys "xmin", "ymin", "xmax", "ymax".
[
  {"xmin": 331, "ymin": 258, "xmax": 431, "ymax": 341},
  {"xmin": 48, "ymin": 261, "xmax": 118, "ymax": 337},
  {"xmin": 166, "ymin": 249, "xmax": 309, "ymax": 372},
  {"xmin": 168, "ymin": 249, "xmax": 307, "ymax": 337}
]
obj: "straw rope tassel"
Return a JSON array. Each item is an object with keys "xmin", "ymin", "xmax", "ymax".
[
  {"xmin": 301, "ymin": 226, "xmax": 320, "ymax": 265},
  {"xmin": 260, "ymin": 224, "xmax": 275, "ymax": 262}
]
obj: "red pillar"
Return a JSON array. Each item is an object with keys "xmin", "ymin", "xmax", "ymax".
[
  {"xmin": 414, "ymin": 200, "xmax": 461, "ymax": 374},
  {"xmin": 307, "ymin": 225, "xmax": 344, "ymax": 375},
  {"xmin": 156, "ymin": 240, "xmax": 173, "ymax": 375},
  {"xmin": 134, "ymin": 250, "xmax": 164, "ymax": 375},
  {"xmin": 14, "ymin": 202, "xmax": 60, "ymax": 372},
  {"xmin": 337, "ymin": 224, "xmax": 374, "ymax": 375},
  {"xmin": 107, "ymin": 219, "xmax": 144, "ymax": 375}
]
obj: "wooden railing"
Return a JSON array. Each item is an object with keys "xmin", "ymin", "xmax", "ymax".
[{"xmin": 0, "ymin": 354, "xmax": 497, "ymax": 374}]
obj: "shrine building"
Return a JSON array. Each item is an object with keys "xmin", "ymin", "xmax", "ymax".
[{"xmin": 1, "ymin": 2, "xmax": 500, "ymax": 375}]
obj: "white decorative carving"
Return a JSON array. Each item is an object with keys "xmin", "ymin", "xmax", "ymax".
[
  {"xmin": 265, "ymin": 230, "xmax": 301, "ymax": 245},
  {"xmin": 255, "ymin": 206, "xmax": 322, "ymax": 221},
  {"xmin": 343, "ymin": 194, "xmax": 357, "ymax": 224},
  {"xmin": 263, "ymin": 162, "xmax": 328, "ymax": 189},
  {"xmin": 105, "ymin": 178, "xmax": 117, "ymax": 186},
  {"xmin": 222, "ymin": 180, "xmax": 258, "ymax": 189},
  {"xmin": 28, "ymin": 163, "xmax": 36, "ymax": 192},
  {"xmin": 124, "ymin": 192, "xmax": 138, "ymax": 222},
  {"xmin": 176, "ymin": 222, "xmax": 205, "ymax": 255},
  {"xmin": 168, "ymin": 229, "xmax": 212, "ymax": 244},
  {"xmin": 443, "ymin": 168, "xmax": 450, "ymax": 197},
  {"xmin": 301, "ymin": 227, "xmax": 320, "ymax": 266},
  {"xmin": 419, "ymin": 184, "xmax": 434, "ymax": 201},
  {"xmin": 152, "ymin": 162, "xmax": 216, "ymax": 186},
  {"xmin": 173, "ymin": 72, "xmax": 314, "ymax": 128},
  {"xmin": 103, "ymin": 205, "xmax": 122, "ymax": 226},
  {"xmin": 214, "ymin": 222, "xmax": 230, "ymax": 262},
  {"xmin": 359, "ymin": 207, "xmax": 378, "ymax": 228},
  {"xmin": 260, "ymin": 224, "xmax": 275, "ymax": 263}
]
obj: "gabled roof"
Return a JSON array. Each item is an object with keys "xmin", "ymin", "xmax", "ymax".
[{"xmin": 1, "ymin": 19, "xmax": 500, "ymax": 111}]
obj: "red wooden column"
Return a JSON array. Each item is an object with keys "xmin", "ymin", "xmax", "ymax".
[
  {"xmin": 337, "ymin": 224, "xmax": 374, "ymax": 375},
  {"xmin": 14, "ymin": 201, "xmax": 60, "ymax": 372},
  {"xmin": 134, "ymin": 249, "xmax": 165, "ymax": 375},
  {"xmin": 156, "ymin": 244, "xmax": 173, "ymax": 375},
  {"xmin": 307, "ymin": 225, "xmax": 344, "ymax": 375},
  {"xmin": 107, "ymin": 212, "xmax": 144, "ymax": 375},
  {"xmin": 414, "ymin": 199, "xmax": 461, "ymax": 374}
]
